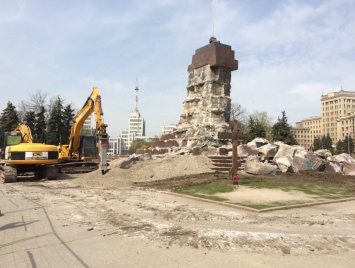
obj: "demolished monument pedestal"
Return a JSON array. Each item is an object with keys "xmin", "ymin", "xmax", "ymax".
[{"xmin": 138, "ymin": 38, "xmax": 239, "ymax": 156}]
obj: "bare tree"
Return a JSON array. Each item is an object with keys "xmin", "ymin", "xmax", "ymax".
[
  {"xmin": 17, "ymin": 90, "xmax": 48, "ymax": 121},
  {"xmin": 27, "ymin": 90, "xmax": 48, "ymax": 113},
  {"xmin": 230, "ymin": 102, "xmax": 248, "ymax": 132}
]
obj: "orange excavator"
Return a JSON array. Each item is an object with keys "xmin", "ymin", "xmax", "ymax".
[
  {"xmin": 0, "ymin": 87, "xmax": 109, "ymax": 182},
  {"xmin": 0, "ymin": 124, "xmax": 59, "ymax": 182},
  {"xmin": 57, "ymin": 87, "xmax": 109, "ymax": 175}
]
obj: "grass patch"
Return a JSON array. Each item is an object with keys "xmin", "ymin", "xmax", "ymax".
[
  {"xmin": 241, "ymin": 179, "xmax": 354, "ymax": 200},
  {"xmin": 173, "ymin": 177, "xmax": 355, "ymax": 209},
  {"xmin": 175, "ymin": 181, "xmax": 234, "ymax": 195},
  {"xmin": 174, "ymin": 181, "xmax": 233, "ymax": 202}
]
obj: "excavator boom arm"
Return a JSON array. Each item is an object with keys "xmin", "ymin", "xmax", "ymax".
[
  {"xmin": 14, "ymin": 124, "xmax": 33, "ymax": 143},
  {"xmin": 68, "ymin": 87, "xmax": 108, "ymax": 152}
]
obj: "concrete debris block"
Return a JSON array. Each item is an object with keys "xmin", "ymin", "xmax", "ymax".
[
  {"xmin": 138, "ymin": 153, "xmax": 153, "ymax": 161},
  {"xmin": 244, "ymin": 160, "xmax": 277, "ymax": 175},
  {"xmin": 342, "ymin": 162, "xmax": 355, "ymax": 175},
  {"xmin": 274, "ymin": 156, "xmax": 298, "ymax": 173},
  {"xmin": 247, "ymin": 138, "xmax": 269, "ymax": 147},
  {"xmin": 186, "ymin": 140, "xmax": 198, "ymax": 150},
  {"xmin": 314, "ymin": 149, "xmax": 332, "ymax": 159},
  {"xmin": 326, "ymin": 161, "xmax": 342, "ymax": 173},
  {"xmin": 174, "ymin": 149, "xmax": 190, "ymax": 155},
  {"xmin": 257, "ymin": 144, "xmax": 278, "ymax": 160},
  {"xmin": 273, "ymin": 142, "xmax": 296, "ymax": 159},
  {"xmin": 293, "ymin": 146, "xmax": 308, "ymax": 158},
  {"xmin": 305, "ymin": 152, "xmax": 326, "ymax": 171},
  {"xmin": 327, "ymin": 153, "xmax": 355, "ymax": 164},
  {"xmin": 292, "ymin": 156, "xmax": 313, "ymax": 171},
  {"xmin": 238, "ymin": 144, "xmax": 258, "ymax": 157},
  {"xmin": 246, "ymin": 155, "xmax": 260, "ymax": 161}
]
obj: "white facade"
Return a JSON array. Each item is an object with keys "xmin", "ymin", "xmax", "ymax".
[
  {"xmin": 83, "ymin": 115, "xmax": 93, "ymax": 129},
  {"xmin": 161, "ymin": 124, "xmax": 177, "ymax": 135},
  {"xmin": 108, "ymin": 136, "xmax": 124, "ymax": 155},
  {"xmin": 119, "ymin": 111, "xmax": 146, "ymax": 155},
  {"xmin": 128, "ymin": 111, "xmax": 145, "ymax": 137}
]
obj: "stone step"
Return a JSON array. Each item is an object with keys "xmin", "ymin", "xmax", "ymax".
[
  {"xmin": 212, "ymin": 163, "xmax": 232, "ymax": 167},
  {"xmin": 209, "ymin": 156, "xmax": 247, "ymax": 173},
  {"xmin": 211, "ymin": 167, "xmax": 230, "ymax": 172}
]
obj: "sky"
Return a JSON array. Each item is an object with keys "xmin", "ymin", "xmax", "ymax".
[{"xmin": 0, "ymin": 0, "xmax": 354, "ymax": 137}]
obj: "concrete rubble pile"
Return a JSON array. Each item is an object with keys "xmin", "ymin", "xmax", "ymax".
[{"xmin": 241, "ymin": 138, "xmax": 355, "ymax": 176}]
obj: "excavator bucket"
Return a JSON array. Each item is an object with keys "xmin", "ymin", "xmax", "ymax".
[{"xmin": 99, "ymin": 137, "xmax": 108, "ymax": 175}]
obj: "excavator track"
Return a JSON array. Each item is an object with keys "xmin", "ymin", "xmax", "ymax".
[{"xmin": 0, "ymin": 165, "xmax": 17, "ymax": 183}]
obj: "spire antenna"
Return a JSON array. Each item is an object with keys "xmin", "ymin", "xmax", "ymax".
[
  {"xmin": 135, "ymin": 78, "xmax": 139, "ymax": 112},
  {"xmin": 212, "ymin": 0, "xmax": 215, "ymax": 37}
]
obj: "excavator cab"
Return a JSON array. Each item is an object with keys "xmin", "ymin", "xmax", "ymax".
[
  {"xmin": 4, "ymin": 132, "xmax": 22, "ymax": 145},
  {"xmin": 78, "ymin": 135, "xmax": 97, "ymax": 160},
  {"xmin": 1, "ymin": 132, "xmax": 22, "ymax": 159}
]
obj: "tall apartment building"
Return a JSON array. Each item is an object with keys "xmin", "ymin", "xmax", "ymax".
[
  {"xmin": 118, "ymin": 80, "xmax": 146, "ymax": 155},
  {"xmin": 322, "ymin": 89, "xmax": 355, "ymax": 142},
  {"xmin": 119, "ymin": 110, "xmax": 146, "ymax": 154},
  {"xmin": 292, "ymin": 89, "xmax": 355, "ymax": 150}
]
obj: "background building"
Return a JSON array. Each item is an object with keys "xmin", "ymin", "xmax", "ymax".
[
  {"xmin": 113, "ymin": 80, "xmax": 148, "ymax": 155},
  {"xmin": 161, "ymin": 124, "xmax": 177, "ymax": 135},
  {"xmin": 292, "ymin": 89, "xmax": 355, "ymax": 151},
  {"xmin": 108, "ymin": 136, "xmax": 123, "ymax": 155},
  {"xmin": 292, "ymin": 116, "xmax": 321, "ymax": 150}
]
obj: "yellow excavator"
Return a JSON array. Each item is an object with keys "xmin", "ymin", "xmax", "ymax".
[
  {"xmin": 0, "ymin": 124, "xmax": 59, "ymax": 182},
  {"xmin": 57, "ymin": 87, "xmax": 109, "ymax": 175}
]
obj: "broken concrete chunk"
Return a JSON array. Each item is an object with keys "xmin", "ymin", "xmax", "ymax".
[
  {"xmin": 327, "ymin": 153, "xmax": 355, "ymax": 164},
  {"xmin": 305, "ymin": 152, "xmax": 326, "ymax": 171},
  {"xmin": 273, "ymin": 142, "xmax": 296, "ymax": 159},
  {"xmin": 314, "ymin": 149, "xmax": 332, "ymax": 159},
  {"xmin": 247, "ymin": 138, "xmax": 269, "ymax": 147},
  {"xmin": 257, "ymin": 144, "xmax": 278, "ymax": 160},
  {"xmin": 238, "ymin": 144, "xmax": 258, "ymax": 157},
  {"xmin": 274, "ymin": 156, "xmax": 298, "ymax": 173},
  {"xmin": 244, "ymin": 160, "xmax": 277, "ymax": 175},
  {"xmin": 342, "ymin": 162, "xmax": 355, "ymax": 175},
  {"xmin": 292, "ymin": 156, "xmax": 313, "ymax": 171}
]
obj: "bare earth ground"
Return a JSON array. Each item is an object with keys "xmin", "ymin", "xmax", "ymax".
[{"xmin": 3, "ymin": 155, "xmax": 355, "ymax": 267}]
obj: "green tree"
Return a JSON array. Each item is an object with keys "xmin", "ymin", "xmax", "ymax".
[
  {"xmin": 61, "ymin": 104, "xmax": 75, "ymax": 145},
  {"xmin": 24, "ymin": 111, "xmax": 36, "ymax": 135},
  {"xmin": 321, "ymin": 133, "xmax": 333, "ymax": 153},
  {"xmin": 34, "ymin": 106, "xmax": 47, "ymax": 143},
  {"xmin": 129, "ymin": 140, "xmax": 151, "ymax": 154},
  {"xmin": 47, "ymin": 97, "xmax": 65, "ymax": 145},
  {"xmin": 247, "ymin": 110, "xmax": 272, "ymax": 140},
  {"xmin": 0, "ymin": 102, "xmax": 19, "ymax": 143},
  {"xmin": 336, "ymin": 136, "xmax": 354, "ymax": 155},
  {"xmin": 312, "ymin": 134, "xmax": 333, "ymax": 153},
  {"xmin": 271, "ymin": 111, "xmax": 298, "ymax": 145},
  {"xmin": 312, "ymin": 136, "xmax": 322, "ymax": 151}
]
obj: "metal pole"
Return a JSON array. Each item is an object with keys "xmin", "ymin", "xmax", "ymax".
[{"xmin": 232, "ymin": 120, "xmax": 238, "ymax": 185}]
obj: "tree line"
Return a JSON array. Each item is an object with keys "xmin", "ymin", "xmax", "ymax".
[
  {"xmin": 230, "ymin": 102, "xmax": 354, "ymax": 154},
  {"xmin": 0, "ymin": 91, "xmax": 75, "ymax": 146},
  {"xmin": 1, "ymin": 94, "xmax": 353, "ymax": 154},
  {"xmin": 230, "ymin": 103, "xmax": 298, "ymax": 145}
]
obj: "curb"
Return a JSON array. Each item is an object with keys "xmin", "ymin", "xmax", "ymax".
[{"xmin": 162, "ymin": 191, "xmax": 355, "ymax": 213}]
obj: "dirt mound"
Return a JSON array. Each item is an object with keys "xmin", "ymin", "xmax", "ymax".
[{"xmin": 70, "ymin": 155, "xmax": 214, "ymax": 188}]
